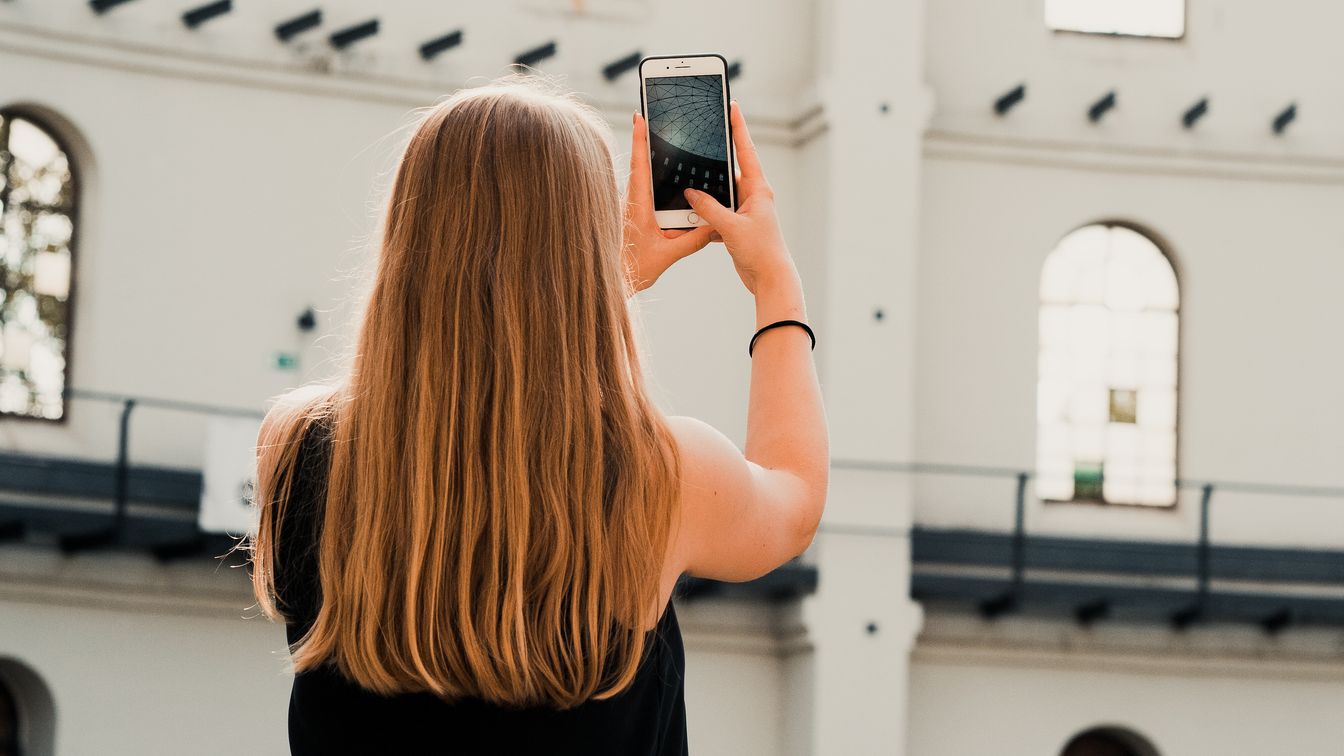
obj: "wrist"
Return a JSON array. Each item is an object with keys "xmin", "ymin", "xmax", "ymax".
[
  {"xmin": 752, "ymin": 259, "xmax": 801, "ymax": 296},
  {"xmin": 753, "ymin": 270, "xmax": 806, "ymax": 328}
]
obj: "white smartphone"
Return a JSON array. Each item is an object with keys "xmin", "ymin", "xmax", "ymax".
[{"xmin": 638, "ymin": 54, "xmax": 737, "ymax": 230}]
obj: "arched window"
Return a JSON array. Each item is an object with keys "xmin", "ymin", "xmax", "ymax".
[
  {"xmin": 0, "ymin": 674, "xmax": 16, "ymax": 756},
  {"xmin": 0, "ymin": 109, "xmax": 76, "ymax": 421},
  {"xmin": 1037, "ymin": 223, "xmax": 1178, "ymax": 507},
  {"xmin": 0, "ymin": 657, "xmax": 57, "ymax": 756},
  {"xmin": 1060, "ymin": 726, "xmax": 1161, "ymax": 756}
]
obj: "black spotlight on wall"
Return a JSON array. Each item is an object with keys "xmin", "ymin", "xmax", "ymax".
[
  {"xmin": 1182, "ymin": 97, "xmax": 1209, "ymax": 129},
  {"xmin": 89, "ymin": 0, "xmax": 136, "ymax": 14},
  {"xmin": 514, "ymin": 41, "xmax": 557, "ymax": 68},
  {"xmin": 1088, "ymin": 90, "xmax": 1117, "ymax": 122},
  {"xmin": 726, "ymin": 60, "xmax": 742, "ymax": 82},
  {"xmin": 330, "ymin": 18, "xmax": 379, "ymax": 50},
  {"xmin": 993, "ymin": 83, "xmax": 1026, "ymax": 115},
  {"xmin": 420, "ymin": 30, "xmax": 463, "ymax": 61},
  {"xmin": 602, "ymin": 50, "xmax": 642, "ymax": 81},
  {"xmin": 182, "ymin": 0, "xmax": 231, "ymax": 29},
  {"xmin": 276, "ymin": 9, "xmax": 321, "ymax": 42},
  {"xmin": 296, "ymin": 307, "xmax": 317, "ymax": 333},
  {"xmin": 1272, "ymin": 102, "xmax": 1297, "ymax": 135}
]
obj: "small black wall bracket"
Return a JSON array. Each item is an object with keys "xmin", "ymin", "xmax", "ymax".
[
  {"xmin": 275, "ymin": 9, "xmax": 321, "ymax": 42},
  {"xmin": 182, "ymin": 0, "xmax": 231, "ymax": 29},
  {"xmin": 420, "ymin": 30, "xmax": 464, "ymax": 61},
  {"xmin": 1088, "ymin": 90, "xmax": 1117, "ymax": 123},
  {"xmin": 515, "ymin": 41, "xmax": 557, "ymax": 68},
  {"xmin": 602, "ymin": 51, "xmax": 642, "ymax": 81},
  {"xmin": 1182, "ymin": 97, "xmax": 1209, "ymax": 129},
  {"xmin": 994, "ymin": 84, "xmax": 1026, "ymax": 116},
  {"xmin": 330, "ymin": 19, "xmax": 379, "ymax": 50},
  {"xmin": 1272, "ymin": 103, "xmax": 1297, "ymax": 135}
]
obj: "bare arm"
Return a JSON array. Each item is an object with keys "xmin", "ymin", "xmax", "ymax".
[{"xmin": 665, "ymin": 102, "xmax": 829, "ymax": 582}]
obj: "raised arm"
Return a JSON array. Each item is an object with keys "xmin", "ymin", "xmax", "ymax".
[{"xmin": 667, "ymin": 102, "xmax": 829, "ymax": 582}]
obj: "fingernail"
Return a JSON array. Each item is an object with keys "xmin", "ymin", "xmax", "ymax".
[{"xmin": 633, "ymin": 111, "xmax": 638, "ymax": 124}]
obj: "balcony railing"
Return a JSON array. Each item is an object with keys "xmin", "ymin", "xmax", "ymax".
[
  {"xmin": 0, "ymin": 388, "xmax": 817, "ymax": 602},
  {"xmin": 3, "ymin": 388, "xmax": 1341, "ymax": 626},
  {"xmin": 832, "ymin": 459, "xmax": 1344, "ymax": 633}
]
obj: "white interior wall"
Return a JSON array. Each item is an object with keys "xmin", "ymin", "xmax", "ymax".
[
  {"xmin": 0, "ymin": 551, "xmax": 791, "ymax": 756},
  {"xmin": 0, "ymin": 4, "xmax": 818, "ymax": 753},
  {"xmin": 914, "ymin": 0, "xmax": 1344, "ymax": 548},
  {"xmin": 926, "ymin": 0, "xmax": 1344, "ymax": 157},
  {"xmin": 908, "ymin": 641, "xmax": 1344, "ymax": 756},
  {"xmin": 0, "ymin": 0, "xmax": 818, "ymax": 466}
]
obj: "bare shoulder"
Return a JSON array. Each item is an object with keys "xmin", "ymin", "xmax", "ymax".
[
  {"xmin": 662, "ymin": 415, "xmax": 764, "ymax": 576},
  {"xmin": 664, "ymin": 415, "xmax": 753, "ymax": 493}
]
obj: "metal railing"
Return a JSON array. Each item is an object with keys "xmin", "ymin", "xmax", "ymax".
[
  {"xmin": 832, "ymin": 458, "xmax": 1344, "ymax": 629},
  {"xmin": 6, "ymin": 390, "xmax": 1343, "ymax": 621},
  {"xmin": 50, "ymin": 388, "xmax": 264, "ymax": 553}
]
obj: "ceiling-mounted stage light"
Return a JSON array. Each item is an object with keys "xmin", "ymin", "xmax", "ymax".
[
  {"xmin": 514, "ymin": 41, "xmax": 557, "ymax": 68},
  {"xmin": 330, "ymin": 18, "xmax": 379, "ymax": 50},
  {"xmin": 993, "ymin": 83, "xmax": 1026, "ymax": 115},
  {"xmin": 726, "ymin": 60, "xmax": 742, "ymax": 82},
  {"xmin": 89, "ymin": 0, "xmax": 136, "ymax": 14},
  {"xmin": 420, "ymin": 30, "xmax": 463, "ymax": 61},
  {"xmin": 1182, "ymin": 97, "xmax": 1209, "ymax": 129},
  {"xmin": 1088, "ymin": 90, "xmax": 1116, "ymax": 122},
  {"xmin": 1272, "ymin": 103, "xmax": 1296, "ymax": 135},
  {"xmin": 602, "ymin": 50, "xmax": 642, "ymax": 81},
  {"xmin": 182, "ymin": 0, "xmax": 231, "ymax": 29},
  {"xmin": 276, "ymin": 9, "xmax": 321, "ymax": 42}
]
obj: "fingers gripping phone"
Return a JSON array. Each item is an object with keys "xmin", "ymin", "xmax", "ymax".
[{"xmin": 639, "ymin": 54, "xmax": 737, "ymax": 230}]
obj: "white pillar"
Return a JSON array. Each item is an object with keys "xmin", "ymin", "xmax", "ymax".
[{"xmin": 795, "ymin": 0, "xmax": 931, "ymax": 753}]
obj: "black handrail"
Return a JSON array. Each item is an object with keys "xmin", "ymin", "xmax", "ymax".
[
  {"xmin": 832, "ymin": 458, "xmax": 1342, "ymax": 630},
  {"xmin": 65, "ymin": 387, "xmax": 265, "ymax": 420},
  {"xmin": 51, "ymin": 387, "xmax": 264, "ymax": 554},
  {"xmin": 11, "ymin": 388, "xmax": 1344, "ymax": 623},
  {"xmin": 831, "ymin": 458, "xmax": 1344, "ymax": 500}
]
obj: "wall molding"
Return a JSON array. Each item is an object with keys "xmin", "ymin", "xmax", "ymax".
[
  {"xmin": 925, "ymin": 128, "xmax": 1344, "ymax": 185},
  {"xmin": 913, "ymin": 630, "xmax": 1344, "ymax": 682}
]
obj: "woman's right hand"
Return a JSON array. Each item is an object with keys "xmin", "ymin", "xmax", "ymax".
[{"xmin": 683, "ymin": 102, "xmax": 797, "ymax": 296}]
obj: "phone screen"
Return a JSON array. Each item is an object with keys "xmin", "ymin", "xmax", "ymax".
[{"xmin": 645, "ymin": 74, "xmax": 731, "ymax": 212}]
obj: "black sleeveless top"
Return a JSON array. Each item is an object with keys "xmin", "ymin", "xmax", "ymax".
[{"xmin": 274, "ymin": 420, "xmax": 688, "ymax": 755}]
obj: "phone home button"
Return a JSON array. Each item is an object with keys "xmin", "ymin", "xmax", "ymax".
[{"xmin": 687, "ymin": 212, "xmax": 701, "ymax": 225}]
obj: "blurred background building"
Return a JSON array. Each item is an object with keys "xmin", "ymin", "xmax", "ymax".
[{"xmin": 1, "ymin": 0, "xmax": 1342, "ymax": 754}]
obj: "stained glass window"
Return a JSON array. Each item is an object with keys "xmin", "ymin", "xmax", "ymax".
[
  {"xmin": 0, "ymin": 111, "xmax": 76, "ymax": 420},
  {"xmin": 1037, "ymin": 224, "xmax": 1178, "ymax": 506}
]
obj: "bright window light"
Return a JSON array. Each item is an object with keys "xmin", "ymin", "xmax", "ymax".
[
  {"xmin": 1045, "ymin": 0, "xmax": 1185, "ymax": 38},
  {"xmin": 1036, "ymin": 224, "xmax": 1180, "ymax": 507}
]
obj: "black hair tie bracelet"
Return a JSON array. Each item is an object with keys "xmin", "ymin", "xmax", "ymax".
[{"xmin": 748, "ymin": 319, "xmax": 815, "ymax": 357}]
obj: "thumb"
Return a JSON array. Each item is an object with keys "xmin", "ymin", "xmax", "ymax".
[
  {"xmin": 664, "ymin": 225, "xmax": 715, "ymax": 261},
  {"xmin": 683, "ymin": 188, "xmax": 736, "ymax": 230}
]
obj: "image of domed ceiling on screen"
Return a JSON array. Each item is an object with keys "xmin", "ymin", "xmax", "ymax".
[{"xmin": 646, "ymin": 75, "xmax": 732, "ymax": 211}]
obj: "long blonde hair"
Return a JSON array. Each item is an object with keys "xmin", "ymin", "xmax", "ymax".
[{"xmin": 248, "ymin": 77, "xmax": 680, "ymax": 708}]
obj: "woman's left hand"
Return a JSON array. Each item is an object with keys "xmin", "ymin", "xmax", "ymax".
[{"xmin": 623, "ymin": 112, "xmax": 715, "ymax": 291}]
